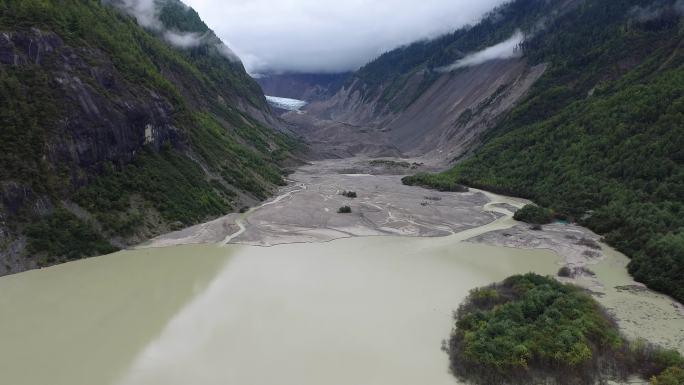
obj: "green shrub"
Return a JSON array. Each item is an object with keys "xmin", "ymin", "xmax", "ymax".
[
  {"xmin": 337, "ymin": 206, "xmax": 352, "ymax": 214},
  {"xmin": 513, "ymin": 204, "xmax": 554, "ymax": 224},
  {"xmin": 558, "ymin": 266, "xmax": 572, "ymax": 277},
  {"xmin": 448, "ymin": 274, "xmax": 623, "ymax": 384},
  {"xmin": 651, "ymin": 367, "xmax": 684, "ymax": 385},
  {"xmin": 402, "ymin": 173, "xmax": 468, "ymax": 192},
  {"xmin": 25, "ymin": 208, "xmax": 118, "ymax": 263},
  {"xmin": 448, "ymin": 274, "xmax": 684, "ymax": 385},
  {"xmin": 75, "ymin": 148, "xmax": 231, "ymax": 233}
]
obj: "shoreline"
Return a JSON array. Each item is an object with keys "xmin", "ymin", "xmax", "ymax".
[{"xmin": 139, "ymin": 157, "xmax": 684, "ymax": 352}]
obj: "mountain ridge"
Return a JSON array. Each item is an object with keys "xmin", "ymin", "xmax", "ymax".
[
  {"xmin": 282, "ymin": 0, "xmax": 684, "ymax": 302},
  {"xmin": 397, "ymin": 0, "xmax": 684, "ymax": 302}
]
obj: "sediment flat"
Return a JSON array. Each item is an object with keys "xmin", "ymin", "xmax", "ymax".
[{"xmin": 145, "ymin": 157, "xmax": 684, "ymax": 352}]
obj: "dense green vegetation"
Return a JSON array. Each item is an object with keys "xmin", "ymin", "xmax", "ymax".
[
  {"xmin": 187, "ymin": 112, "xmax": 289, "ymax": 200},
  {"xmin": 0, "ymin": 0, "xmax": 297, "ymax": 264},
  {"xmin": 651, "ymin": 366, "xmax": 684, "ymax": 385},
  {"xmin": 0, "ymin": 68, "xmax": 59, "ymax": 197},
  {"xmin": 337, "ymin": 206, "xmax": 352, "ymax": 214},
  {"xmin": 403, "ymin": 0, "xmax": 684, "ymax": 302},
  {"xmin": 557, "ymin": 266, "xmax": 573, "ymax": 277},
  {"xmin": 26, "ymin": 208, "xmax": 118, "ymax": 264},
  {"xmin": 402, "ymin": 173, "xmax": 468, "ymax": 192},
  {"xmin": 369, "ymin": 159, "xmax": 411, "ymax": 168},
  {"xmin": 74, "ymin": 147, "xmax": 231, "ymax": 234},
  {"xmin": 447, "ymin": 274, "xmax": 684, "ymax": 385},
  {"xmin": 513, "ymin": 204, "xmax": 555, "ymax": 225}
]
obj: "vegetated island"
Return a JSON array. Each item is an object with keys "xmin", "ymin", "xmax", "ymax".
[
  {"xmin": 446, "ymin": 274, "xmax": 684, "ymax": 385},
  {"xmin": 513, "ymin": 204, "xmax": 555, "ymax": 225},
  {"xmin": 402, "ymin": 173, "xmax": 469, "ymax": 192}
]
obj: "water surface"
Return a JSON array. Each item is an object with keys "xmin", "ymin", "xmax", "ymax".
[{"xmin": 0, "ymin": 235, "xmax": 558, "ymax": 385}]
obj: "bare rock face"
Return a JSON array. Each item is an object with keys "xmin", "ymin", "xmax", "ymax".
[
  {"xmin": 2, "ymin": 29, "xmax": 178, "ymax": 174},
  {"xmin": 49, "ymin": 69, "xmax": 178, "ymax": 170},
  {"xmin": 286, "ymin": 58, "xmax": 546, "ymax": 165},
  {"xmin": 0, "ymin": 28, "xmax": 61, "ymax": 66},
  {"xmin": 0, "ymin": 28, "xmax": 187, "ymax": 214}
]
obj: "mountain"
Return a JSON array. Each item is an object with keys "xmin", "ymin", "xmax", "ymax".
[
  {"xmin": 284, "ymin": 0, "xmax": 683, "ymax": 302},
  {"xmin": 0, "ymin": 0, "xmax": 299, "ymax": 273},
  {"xmin": 395, "ymin": 0, "xmax": 683, "ymax": 302},
  {"xmin": 288, "ymin": 0, "xmax": 586, "ymax": 161}
]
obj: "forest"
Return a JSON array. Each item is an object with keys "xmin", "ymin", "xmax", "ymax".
[
  {"xmin": 0, "ymin": 0, "xmax": 296, "ymax": 264},
  {"xmin": 403, "ymin": 0, "xmax": 684, "ymax": 303}
]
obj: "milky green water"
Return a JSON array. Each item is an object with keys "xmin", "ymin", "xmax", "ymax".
[
  {"xmin": 0, "ymin": 234, "xmax": 560, "ymax": 385},
  {"xmin": 585, "ymin": 245, "xmax": 684, "ymax": 350}
]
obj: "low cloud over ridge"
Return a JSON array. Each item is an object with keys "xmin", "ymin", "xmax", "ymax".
[
  {"xmin": 183, "ymin": 0, "xmax": 510, "ymax": 74},
  {"xmin": 439, "ymin": 30, "xmax": 524, "ymax": 72},
  {"xmin": 108, "ymin": 0, "xmax": 239, "ymax": 61}
]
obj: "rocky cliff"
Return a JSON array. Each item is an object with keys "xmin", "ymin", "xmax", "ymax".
[{"xmin": 294, "ymin": 59, "xmax": 545, "ymax": 162}]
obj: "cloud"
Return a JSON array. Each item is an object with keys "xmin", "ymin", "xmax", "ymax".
[
  {"xmin": 630, "ymin": 0, "xmax": 684, "ymax": 22},
  {"xmin": 438, "ymin": 30, "xmax": 524, "ymax": 72},
  {"xmin": 215, "ymin": 43, "xmax": 240, "ymax": 62},
  {"xmin": 163, "ymin": 31, "xmax": 205, "ymax": 48},
  {"xmin": 182, "ymin": 0, "xmax": 510, "ymax": 74},
  {"xmin": 110, "ymin": 0, "xmax": 162, "ymax": 30},
  {"xmin": 107, "ymin": 0, "xmax": 239, "ymax": 61}
]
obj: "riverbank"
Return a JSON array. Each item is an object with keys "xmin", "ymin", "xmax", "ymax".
[
  {"xmin": 143, "ymin": 157, "xmax": 684, "ymax": 352},
  {"xmin": 143, "ymin": 157, "xmax": 637, "ymax": 277},
  {"xmin": 0, "ymin": 234, "xmax": 562, "ymax": 385},
  {"xmin": 144, "ymin": 157, "xmax": 504, "ymax": 247},
  {"xmin": 0, "ymin": 157, "xmax": 682, "ymax": 385}
]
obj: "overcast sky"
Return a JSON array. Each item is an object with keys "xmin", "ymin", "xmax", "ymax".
[{"xmin": 183, "ymin": 0, "xmax": 509, "ymax": 74}]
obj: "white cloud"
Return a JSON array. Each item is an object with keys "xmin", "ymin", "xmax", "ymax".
[
  {"xmin": 113, "ymin": 0, "xmax": 162, "ymax": 30},
  {"xmin": 108, "ymin": 0, "xmax": 239, "ymax": 61},
  {"xmin": 163, "ymin": 31, "xmax": 205, "ymax": 48},
  {"xmin": 438, "ymin": 30, "xmax": 524, "ymax": 72},
  {"xmin": 183, "ymin": 0, "xmax": 510, "ymax": 74}
]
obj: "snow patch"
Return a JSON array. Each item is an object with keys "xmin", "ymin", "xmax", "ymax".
[{"xmin": 266, "ymin": 96, "xmax": 308, "ymax": 111}]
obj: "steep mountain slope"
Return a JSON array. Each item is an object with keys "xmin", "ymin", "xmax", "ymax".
[
  {"xmin": 291, "ymin": 0, "xmax": 579, "ymax": 161},
  {"xmin": 403, "ymin": 0, "xmax": 684, "ymax": 302},
  {"xmin": 0, "ymin": 0, "xmax": 298, "ymax": 273}
]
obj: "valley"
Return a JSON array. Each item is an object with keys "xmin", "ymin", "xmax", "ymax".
[{"xmin": 0, "ymin": 0, "xmax": 683, "ymax": 384}]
